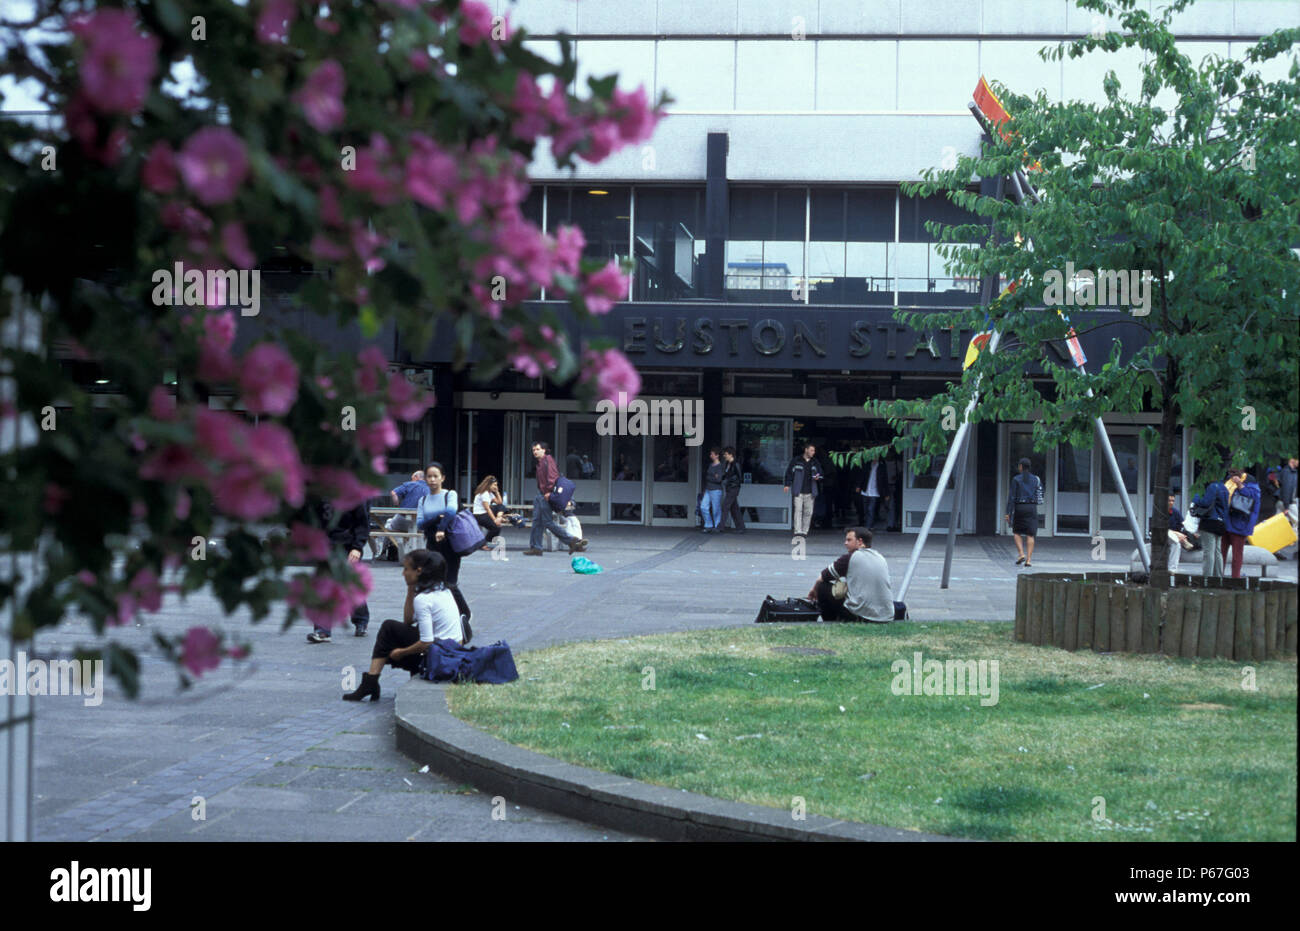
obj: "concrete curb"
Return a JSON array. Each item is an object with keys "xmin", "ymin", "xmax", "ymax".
[{"xmin": 395, "ymin": 678, "xmax": 967, "ymax": 842}]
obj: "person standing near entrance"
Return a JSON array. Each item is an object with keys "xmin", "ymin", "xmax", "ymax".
[
  {"xmin": 700, "ymin": 447, "xmax": 725, "ymax": 533},
  {"xmin": 720, "ymin": 446, "xmax": 746, "ymax": 533},
  {"xmin": 783, "ymin": 443, "xmax": 824, "ymax": 537},
  {"xmin": 523, "ymin": 441, "xmax": 588, "ymax": 556},
  {"xmin": 855, "ymin": 456, "xmax": 891, "ymax": 531},
  {"xmin": 1005, "ymin": 457, "xmax": 1042, "ymax": 567}
]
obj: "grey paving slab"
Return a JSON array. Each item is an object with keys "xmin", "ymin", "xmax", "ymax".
[{"xmin": 30, "ymin": 526, "xmax": 1295, "ymax": 841}]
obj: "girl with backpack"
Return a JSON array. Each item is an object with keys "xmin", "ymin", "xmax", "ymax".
[
  {"xmin": 416, "ymin": 462, "xmax": 473, "ymax": 623},
  {"xmin": 343, "ymin": 549, "xmax": 464, "ymax": 702}
]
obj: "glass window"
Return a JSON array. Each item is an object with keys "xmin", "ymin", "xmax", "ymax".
[
  {"xmin": 1100, "ymin": 434, "xmax": 1140, "ymax": 531},
  {"xmin": 898, "ymin": 193, "xmax": 980, "ymax": 305},
  {"xmin": 610, "ymin": 434, "xmax": 642, "ymax": 522},
  {"xmin": 809, "ymin": 188, "xmax": 895, "ymax": 304},
  {"xmin": 736, "ymin": 419, "xmax": 789, "ymax": 485},
  {"xmin": 896, "ymin": 40, "xmax": 979, "ymax": 112},
  {"xmin": 633, "ymin": 187, "xmax": 706, "ymax": 301},
  {"xmin": 639, "ymin": 371, "xmax": 702, "ymax": 396},
  {"xmin": 726, "ymin": 188, "xmax": 806, "ymax": 303},
  {"xmin": 656, "ymin": 41, "xmax": 735, "ymax": 111},
  {"xmin": 522, "ymin": 187, "xmax": 543, "ymax": 229},
  {"xmin": 547, "ymin": 186, "xmax": 631, "ymax": 265}
]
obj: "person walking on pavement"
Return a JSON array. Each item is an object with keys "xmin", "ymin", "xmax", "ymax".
[
  {"xmin": 783, "ymin": 442, "xmax": 824, "ymax": 538},
  {"xmin": 306, "ymin": 496, "xmax": 371, "ymax": 643},
  {"xmin": 700, "ymin": 446, "xmax": 725, "ymax": 533},
  {"xmin": 1005, "ymin": 457, "xmax": 1042, "ymax": 567},
  {"xmin": 522, "ymin": 442, "xmax": 588, "ymax": 556},
  {"xmin": 855, "ymin": 455, "xmax": 891, "ymax": 531},
  {"xmin": 1222, "ymin": 468, "xmax": 1261, "ymax": 579},
  {"xmin": 720, "ymin": 446, "xmax": 746, "ymax": 533}
]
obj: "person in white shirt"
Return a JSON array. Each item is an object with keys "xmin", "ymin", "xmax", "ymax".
[
  {"xmin": 471, "ymin": 474, "xmax": 523, "ymax": 545},
  {"xmin": 806, "ymin": 526, "xmax": 895, "ymax": 622},
  {"xmin": 343, "ymin": 549, "xmax": 464, "ymax": 702}
]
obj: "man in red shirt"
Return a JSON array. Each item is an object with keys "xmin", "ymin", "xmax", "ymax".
[{"xmin": 523, "ymin": 441, "xmax": 589, "ymax": 556}]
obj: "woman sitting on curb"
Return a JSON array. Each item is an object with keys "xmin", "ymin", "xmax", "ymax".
[{"xmin": 343, "ymin": 549, "xmax": 464, "ymax": 702}]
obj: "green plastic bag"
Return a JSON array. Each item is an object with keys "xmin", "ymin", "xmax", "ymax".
[{"xmin": 571, "ymin": 555, "xmax": 603, "ymax": 574}]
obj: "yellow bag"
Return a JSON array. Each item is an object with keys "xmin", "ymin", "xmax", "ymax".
[{"xmin": 1247, "ymin": 513, "xmax": 1297, "ymax": 554}]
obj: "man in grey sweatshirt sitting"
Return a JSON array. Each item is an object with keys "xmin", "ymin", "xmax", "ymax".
[{"xmin": 806, "ymin": 526, "xmax": 894, "ymax": 622}]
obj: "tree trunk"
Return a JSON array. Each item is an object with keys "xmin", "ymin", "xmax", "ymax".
[{"xmin": 1149, "ymin": 362, "xmax": 1180, "ymax": 587}]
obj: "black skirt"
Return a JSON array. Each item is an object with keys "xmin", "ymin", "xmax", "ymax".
[{"xmin": 1011, "ymin": 502, "xmax": 1038, "ymax": 536}]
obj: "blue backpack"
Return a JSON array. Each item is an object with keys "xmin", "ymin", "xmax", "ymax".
[{"xmin": 547, "ymin": 475, "xmax": 576, "ymax": 512}]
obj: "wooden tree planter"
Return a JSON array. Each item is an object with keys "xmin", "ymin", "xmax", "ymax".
[{"xmin": 1013, "ymin": 572, "xmax": 1298, "ymax": 660}]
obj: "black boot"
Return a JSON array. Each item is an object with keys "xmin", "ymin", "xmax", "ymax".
[{"xmin": 343, "ymin": 672, "xmax": 380, "ymax": 702}]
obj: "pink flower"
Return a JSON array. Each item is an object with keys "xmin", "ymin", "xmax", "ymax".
[
  {"xmin": 256, "ymin": 0, "xmax": 296, "ymax": 43},
  {"xmin": 179, "ymin": 627, "xmax": 223, "ymax": 676},
  {"xmin": 76, "ymin": 570, "xmax": 97, "ymax": 587},
  {"xmin": 318, "ymin": 186, "xmax": 343, "ymax": 227},
  {"xmin": 356, "ymin": 417, "xmax": 400, "ymax": 456},
  {"xmin": 582, "ymin": 261, "xmax": 628, "ymax": 314},
  {"xmin": 612, "ymin": 85, "xmax": 659, "ymax": 145},
  {"xmin": 72, "ymin": 9, "xmax": 159, "ymax": 115},
  {"xmin": 552, "ymin": 225, "xmax": 585, "ymax": 278},
  {"xmin": 343, "ymin": 134, "xmax": 400, "ymax": 205},
  {"xmin": 356, "ymin": 346, "xmax": 387, "ymax": 394},
  {"xmin": 310, "ymin": 233, "xmax": 349, "ymax": 262},
  {"xmin": 148, "ymin": 385, "xmax": 178, "ymax": 421},
  {"xmin": 238, "ymin": 343, "xmax": 299, "ymax": 415},
  {"xmin": 174, "ymin": 489, "xmax": 191, "ymax": 520},
  {"xmin": 510, "ymin": 73, "xmax": 548, "ymax": 142},
  {"xmin": 314, "ymin": 17, "xmax": 340, "ymax": 35},
  {"xmin": 295, "ymin": 60, "xmax": 346, "ymax": 133},
  {"xmin": 311, "ymin": 467, "xmax": 381, "ymax": 511},
  {"xmin": 129, "ymin": 568, "xmax": 163, "ymax": 613},
  {"xmin": 208, "ymin": 422, "xmax": 305, "ymax": 519},
  {"xmin": 459, "ymin": 1, "xmax": 498, "ymax": 45},
  {"xmin": 316, "ymin": 375, "xmax": 338, "ymax": 400},
  {"xmin": 140, "ymin": 443, "xmax": 204, "ymax": 482},
  {"xmin": 197, "ymin": 312, "xmax": 238, "ymax": 383},
  {"xmin": 404, "ymin": 134, "xmax": 459, "ymax": 210},
  {"xmin": 112, "ymin": 592, "xmax": 139, "ymax": 627},
  {"xmin": 159, "ymin": 202, "xmax": 212, "ymax": 238},
  {"xmin": 386, "ymin": 375, "xmax": 432, "ymax": 421},
  {"xmin": 222, "ymin": 222, "xmax": 255, "ymax": 268},
  {"xmin": 289, "ymin": 522, "xmax": 330, "ymax": 562},
  {"xmin": 584, "ymin": 348, "xmax": 641, "ymax": 403},
  {"xmin": 408, "ymin": 48, "xmax": 431, "ymax": 72},
  {"xmin": 351, "ymin": 225, "xmax": 387, "ymax": 274},
  {"xmin": 204, "ymin": 311, "xmax": 237, "ymax": 351},
  {"xmin": 226, "ymin": 643, "xmax": 250, "ymax": 660},
  {"xmin": 142, "ymin": 142, "xmax": 178, "ymax": 193},
  {"xmin": 64, "ymin": 93, "xmax": 129, "ymax": 164},
  {"xmin": 195, "ymin": 408, "xmax": 251, "ymax": 460},
  {"xmin": 178, "ymin": 127, "xmax": 250, "ymax": 206}
]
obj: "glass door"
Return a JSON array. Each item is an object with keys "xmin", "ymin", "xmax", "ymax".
[
  {"xmin": 649, "ymin": 430, "xmax": 694, "ymax": 526},
  {"xmin": 609, "ymin": 434, "xmax": 644, "ymax": 523},
  {"xmin": 1005, "ymin": 430, "xmax": 1048, "ymax": 536},
  {"xmin": 1099, "ymin": 432, "xmax": 1140, "ymax": 536},
  {"xmin": 904, "ymin": 435, "xmax": 978, "ymax": 533},
  {"xmin": 559, "ymin": 416, "xmax": 603, "ymax": 521},
  {"xmin": 1055, "ymin": 444, "xmax": 1091, "ymax": 535},
  {"xmin": 727, "ymin": 417, "xmax": 793, "ymax": 529}
]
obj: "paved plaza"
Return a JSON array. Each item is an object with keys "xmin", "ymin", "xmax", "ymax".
[{"xmin": 31, "ymin": 526, "xmax": 1297, "ymax": 841}]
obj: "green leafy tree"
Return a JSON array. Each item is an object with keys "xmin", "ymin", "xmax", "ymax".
[
  {"xmin": 854, "ymin": 0, "xmax": 1298, "ymax": 579},
  {"xmin": 0, "ymin": 0, "xmax": 662, "ymax": 693}
]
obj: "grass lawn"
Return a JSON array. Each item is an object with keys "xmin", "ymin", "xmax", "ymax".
[{"xmin": 446, "ymin": 622, "xmax": 1297, "ymax": 841}]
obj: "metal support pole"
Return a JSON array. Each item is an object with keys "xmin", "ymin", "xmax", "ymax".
[
  {"xmin": 940, "ymin": 428, "xmax": 973, "ymax": 589},
  {"xmin": 897, "ymin": 332, "xmax": 1003, "ymax": 602},
  {"xmin": 1089, "ymin": 402, "xmax": 1150, "ymax": 573}
]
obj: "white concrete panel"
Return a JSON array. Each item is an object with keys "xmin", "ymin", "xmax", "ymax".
[
  {"xmin": 901, "ymin": 0, "xmax": 981, "ymax": 34},
  {"xmin": 505, "ymin": 0, "xmax": 579, "ymax": 36},
  {"xmin": 576, "ymin": 41, "xmax": 656, "ymax": 98},
  {"xmin": 656, "ymin": 0, "xmax": 738, "ymax": 34},
  {"xmin": 1232, "ymin": 0, "xmax": 1300, "ymax": 35},
  {"xmin": 816, "ymin": 40, "xmax": 899, "ymax": 110},
  {"xmin": 897, "ymin": 40, "xmax": 981, "ymax": 111},
  {"xmin": 736, "ymin": 0, "xmax": 819, "ymax": 35},
  {"xmin": 1167, "ymin": 0, "xmax": 1236, "ymax": 36},
  {"xmin": 981, "ymin": 39, "xmax": 1064, "ymax": 102},
  {"xmin": 577, "ymin": 0, "xmax": 656, "ymax": 34},
  {"xmin": 527, "ymin": 113, "xmax": 983, "ymax": 183},
  {"xmin": 657, "ymin": 40, "xmax": 736, "ymax": 111},
  {"xmin": 981, "ymin": 0, "xmax": 1069, "ymax": 36},
  {"xmin": 1061, "ymin": 44, "xmax": 1146, "ymax": 105},
  {"xmin": 819, "ymin": 0, "xmax": 901, "ymax": 35},
  {"xmin": 735, "ymin": 40, "xmax": 816, "ymax": 110},
  {"xmin": 1066, "ymin": 0, "xmax": 1150, "ymax": 38}
]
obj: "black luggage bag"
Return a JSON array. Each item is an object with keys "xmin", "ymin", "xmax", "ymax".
[{"xmin": 755, "ymin": 595, "xmax": 821, "ymax": 623}]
